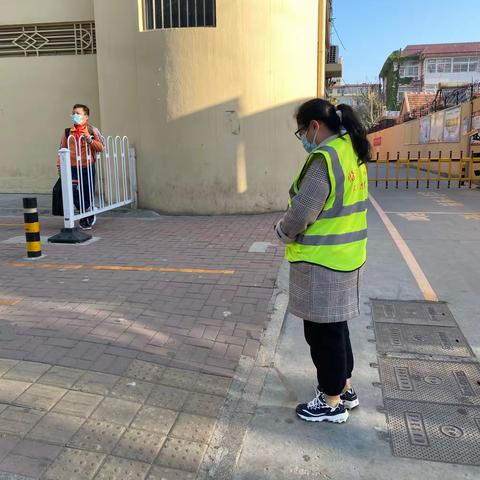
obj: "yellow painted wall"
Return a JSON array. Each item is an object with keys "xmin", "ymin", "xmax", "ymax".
[
  {"xmin": 94, "ymin": 0, "xmax": 319, "ymax": 214},
  {"xmin": 0, "ymin": 0, "xmax": 99, "ymax": 193},
  {"xmin": 0, "ymin": 0, "xmax": 94, "ymax": 24}
]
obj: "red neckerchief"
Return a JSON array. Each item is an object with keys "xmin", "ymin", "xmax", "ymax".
[{"xmin": 74, "ymin": 121, "xmax": 88, "ymax": 141}]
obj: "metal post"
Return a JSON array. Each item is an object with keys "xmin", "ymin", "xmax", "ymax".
[
  {"xmin": 437, "ymin": 151, "xmax": 442, "ymax": 189},
  {"xmin": 23, "ymin": 197, "xmax": 42, "ymax": 258},
  {"xmin": 48, "ymin": 148, "xmax": 92, "ymax": 244},
  {"xmin": 128, "ymin": 147, "xmax": 138, "ymax": 208}
]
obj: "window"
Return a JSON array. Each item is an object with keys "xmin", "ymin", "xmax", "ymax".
[
  {"xmin": 0, "ymin": 22, "xmax": 95, "ymax": 57},
  {"xmin": 427, "ymin": 59, "xmax": 436, "ymax": 74},
  {"xmin": 436, "ymin": 58, "xmax": 452, "ymax": 73},
  {"xmin": 425, "ymin": 57, "xmax": 472, "ymax": 74},
  {"xmin": 399, "ymin": 61, "xmax": 419, "ymax": 78},
  {"xmin": 453, "ymin": 57, "xmax": 469, "ymax": 72},
  {"xmin": 144, "ymin": 0, "xmax": 216, "ymax": 30}
]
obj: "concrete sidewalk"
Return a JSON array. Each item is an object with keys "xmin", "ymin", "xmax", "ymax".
[{"xmin": 232, "ymin": 186, "xmax": 480, "ymax": 480}]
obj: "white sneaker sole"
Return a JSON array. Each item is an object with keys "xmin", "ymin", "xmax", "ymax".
[
  {"xmin": 343, "ymin": 398, "xmax": 359, "ymax": 410},
  {"xmin": 296, "ymin": 410, "xmax": 349, "ymax": 423}
]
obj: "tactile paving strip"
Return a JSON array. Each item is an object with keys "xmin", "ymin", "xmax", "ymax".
[
  {"xmin": 126, "ymin": 360, "xmax": 166, "ymax": 384},
  {"xmin": 94, "ymin": 455, "xmax": 150, "ymax": 480},
  {"xmin": 385, "ymin": 399, "xmax": 480, "ymax": 465},
  {"xmin": 378, "ymin": 357, "xmax": 480, "ymax": 405},
  {"xmin": 374, "ymin": 323, "xmax": 474, "ymax": 357},
  {"xmin": 43, "ymin": 448, "xmax": 105, "ymax": 480},
  {"xmin": 372, "ymin": 299, "xmax": 457, "ymax": 327},
  {"xmin": 110, "ymin": 378, "xmax": 154, "ymax": 403},
  {"xmin": 146, "ymin": 385, "xmax": 188, "ymax": 411},
  {"xmin": 169, "ymin": 413, "xmax": 216, "ymax": 443},
  {"xmin": 156, "ymin": 437, "xmax": 207, "ymax": 472},
  {"xmin": 148, "ymin": 466, "xmax": 196, "ymax": 480},
  {"xmin": 193, "ymin": 374, "xmax": 231, "ymax": 397},
  {"xmin": 182, "ymin": 393, "xmax": 226, "ymax": 418},
  {"xmin": 113, "ymin": 428, "xmax": 165, "ymax": 463},
  {"xmin": 131, "ymin": 405, "xmax": 178, "ymax": 435},
  {"xmin": 160, "ymin": 368, "xmax": 199, "ymax": 390},
  {"xmin": 67, "ymin": 420, "xmax": 125, "ymax": 454}
]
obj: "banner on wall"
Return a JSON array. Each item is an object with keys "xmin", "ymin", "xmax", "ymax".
[
  {"xmin": 419, "ymin": 116, "xmax": 430, "ymax": 144},
  {"xmin": 429, "ymin": 110, "xmax": 444, "ymax": 143},
  {"xmin": 443, "ymin": 107, "xmax": 461, "ymax": 142},
  {"xmin": 472, "ymin": 110, "xmax": 480, "ymax": 145}
]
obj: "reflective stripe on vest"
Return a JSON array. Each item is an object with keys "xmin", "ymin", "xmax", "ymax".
[
  {"xmin": 296, "ymin": 229, "xmax": 368, "ymax": 246},
  {"xmin": 285, "ymin": 135, "xmax": 368, "ymax": 271}
]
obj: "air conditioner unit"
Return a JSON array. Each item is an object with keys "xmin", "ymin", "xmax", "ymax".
[{"xmin": 328, "ymin": 45, "xmax": 339, "ymax": 64}]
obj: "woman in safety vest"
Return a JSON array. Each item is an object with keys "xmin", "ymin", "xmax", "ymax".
[{"xmin": 275, "ymin": 98, "xmax": 371, "ymax": 424}]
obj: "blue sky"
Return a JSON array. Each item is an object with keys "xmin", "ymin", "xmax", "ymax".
[{"xmin": 333, "ymin": 0, "xmax": 478, "ymax": 84}]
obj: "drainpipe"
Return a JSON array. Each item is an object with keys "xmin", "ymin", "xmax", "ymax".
[{"xmin": 317, "ymin": 0, "xmax": 327, "ymax": 97}]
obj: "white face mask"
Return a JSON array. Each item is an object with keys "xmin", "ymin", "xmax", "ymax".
[
  {"xmin": 71, "ymin": 113, "xmax": 84, "ymax": 125},
  {"xmin": 301, "ymin": 128, "xmax": 318, "ymax": 153}
]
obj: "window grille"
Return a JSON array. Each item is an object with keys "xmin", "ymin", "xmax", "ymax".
[
  {"xmin": 0, "ymin": 22, "xmax": 96, "ymax": 58},
  {"xmin": 143, "ymin": 0, "xmax": 216, "ymax": 29}
]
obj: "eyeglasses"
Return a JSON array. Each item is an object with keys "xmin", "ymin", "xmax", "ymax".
[{"xmin": 294, "ymin": 126, "xmax": 307, "ymax": 140}]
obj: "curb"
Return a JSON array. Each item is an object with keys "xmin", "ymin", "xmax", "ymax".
[{"xmin": 197, "ymin": 260, "xmax": 290, "ymax": 480}]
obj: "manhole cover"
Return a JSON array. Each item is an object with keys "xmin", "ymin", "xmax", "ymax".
[
  {"xmin": 371, "ymin": 300, "xmax": 457, "ymax": 327},
  {"xmin": 374, "ymin": 323, "xmax": 474, "ymax": 357},
  {"xmin": 378, "ymin": 357, "xmax": 480, "ymax": 405},
  {"xmin": 385, "ymin": 399, "xmax": 480, "ymax": 465}
]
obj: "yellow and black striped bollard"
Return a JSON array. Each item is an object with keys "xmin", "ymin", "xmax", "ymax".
[{"xmin": 23, "ymin": 198, "xmax": 42, "ymax": 258}]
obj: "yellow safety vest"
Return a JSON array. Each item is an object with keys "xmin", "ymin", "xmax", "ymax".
[{"xmin": 285, "ymin": 134, "xmax": 368, "ymax": 271}]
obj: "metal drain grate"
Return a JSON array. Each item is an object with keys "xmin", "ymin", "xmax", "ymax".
[
  {"xmin": 371, "ymin": 299, "xmax": 457, "ymax": 327},
  {"xmin": 374, "ymin": 323, "xmax": 474, "ymax": 357},
  {"xmin": 378, "ymin": 357, "xmax": 480, "ymax": 405},
  {"xmin": 385, "ymin": 399, "xmax": 480, "ymax": 465}
]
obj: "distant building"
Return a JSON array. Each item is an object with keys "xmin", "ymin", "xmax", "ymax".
[
  {"xmin": 328, "ymin": 83, "xmax": 381, "ymax": 107},
  {"xmin": 380, "ymin": 42, "xmax": 480, "ymax": 110},
  {"xmin": 398, "ymin": 92, "xmax": 436, "ymax": 123}
]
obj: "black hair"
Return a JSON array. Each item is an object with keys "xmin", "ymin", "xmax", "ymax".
[
  {"xmin": 73, "ymin": 103, "xmax": 90, "ymax": 116},
  {"xmin": 295, "ymin": 98, "xmax": 371, "ymax": 164}
]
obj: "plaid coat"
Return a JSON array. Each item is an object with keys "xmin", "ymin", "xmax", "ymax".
[{"xmin": 275, "ymin": 136, "xmax": 362, "ymax": 323}]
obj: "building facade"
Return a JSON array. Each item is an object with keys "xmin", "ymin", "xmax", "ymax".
[
  {"xmin": 0, "ymin": 0, "xmax": 331, "ymax": 214},
  {"xmin": 328, "ymin": 83, "xmax": 380, "ymax": 107},
  {"xmin": 380, "ymin": 42, "xmax": 480, "ymax": 111}
]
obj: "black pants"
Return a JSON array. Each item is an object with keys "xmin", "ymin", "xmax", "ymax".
[
  {"xmin": 303, "ymin": 320, "xmax": 354, "ymax": 396},
  {"xmin": 72, "ymin": 165, "xmax": 96, "ymax": 221}
]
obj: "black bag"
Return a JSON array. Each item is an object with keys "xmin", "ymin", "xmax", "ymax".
[{"xmin": 52, "ymin": 178, "xmax": 64, "ymax": 216}]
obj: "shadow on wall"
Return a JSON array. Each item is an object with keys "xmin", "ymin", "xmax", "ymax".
[{"xmin": 134, "ymin": 98, "xmax": 310, "ymax": 215}]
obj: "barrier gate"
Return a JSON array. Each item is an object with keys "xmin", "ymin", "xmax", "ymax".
[
  {"xmin": 48, "ymin": 134, "xmax": 137, "ymax": 243},
  {"xmin": 369, "ymin": 153, "xmax": 480, "ymax": 189}
]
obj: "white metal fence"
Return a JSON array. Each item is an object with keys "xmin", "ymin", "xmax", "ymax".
[{"xmin": 58, "ymin": 135, "xmax": 137, "ymax": 231}]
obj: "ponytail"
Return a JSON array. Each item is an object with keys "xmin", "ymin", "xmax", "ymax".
[
  {"xmin": 296, "ymin": 99, "xmax": 371, "ymax": 165},
  {"xmin": 336, "ymin": 104, "xmax": 372, "ymax": 164}
]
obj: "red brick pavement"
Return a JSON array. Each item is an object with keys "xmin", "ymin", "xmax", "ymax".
[{"xmin": 0, "ymin": 214, "xmax": 283, "ymax": 378}]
